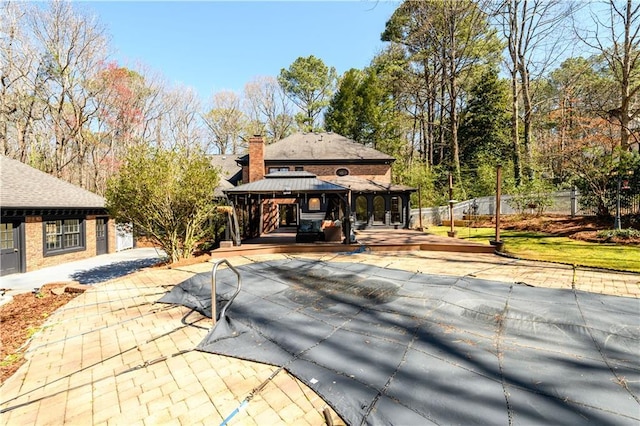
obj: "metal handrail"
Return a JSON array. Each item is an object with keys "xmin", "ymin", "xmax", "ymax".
[{"xmin": 210, "ymin": 258, "xmax": 242, "ymax": 326}]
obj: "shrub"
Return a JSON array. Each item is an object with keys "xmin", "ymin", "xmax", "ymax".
[
  {"xmin": 506, "ymin": 179, "xmax": 555, "ymax": 215},
  {"xmin": 106, "ymin": 146, "xmax": 220, "ymax": 263},
  {"xmin": 596, "ymin": 228, "xmax": 640, "ymax": 241}
]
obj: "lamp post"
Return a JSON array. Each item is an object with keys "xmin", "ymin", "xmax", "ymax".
[
  {"xmin": 447, "ymin": 173, "xmax": 457, "ymax": 237},
  {"xmin": 614, "ymin": 171, "xmax": 633, "ymax": 231},
  {"xmin": 614, "ymin": 174, "xmax": 622, "ymax": 231},
  {"xmin": 490, "ymin": 165, "xmax": 504, "ymax": 251}
]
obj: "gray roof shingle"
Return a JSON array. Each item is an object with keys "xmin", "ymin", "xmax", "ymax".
[
  {"xmin": 266, "ymin": 132, "xmax": 395, "ymax": 161},
  {"xmin": 1, "ymin": 156, "xmax": 106, "ymax": 209},
  {"xmin": 238, "ymin": 132, "xmax": 395, "ymax": 163},
  {"xmin": 224, "ymin": 172, "xmax": 348, "ymax": 195},
  {"xmin": 330, "ymin": 176, "xmax": 416, "ymax": 193},
  {"xmin": 210, "ymin": 154, "xmax": 242, "ymax": 181}
]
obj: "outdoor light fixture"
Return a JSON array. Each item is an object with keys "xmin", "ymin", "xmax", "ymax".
[
  {"xmin": 448, "ymin": 199, "xmax": 458, "ymax": 237},
  {"xmin": 614, "ymin": 170, "xmax": 633, "ymax": 230}
]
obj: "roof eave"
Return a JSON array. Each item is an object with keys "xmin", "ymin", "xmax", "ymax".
[
  {"xmin": 224, "ymin": 189, "xmax": 348, "ymax": 195},
  {"xmin": 264, "ymin": 158, "xmax": 394, "ymax": 165}
]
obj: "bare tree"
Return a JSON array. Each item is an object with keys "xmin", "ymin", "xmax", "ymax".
[
  {"xmin": 493, "ymin": 0, "xmax": 577, "ymax": 182},
  {"xmin": 243, "ymin": 76, "xmax": 295, "ymax": 143},
  {"xmin": 1, "ymin": 1, "xmax": 111, "ymax": 188},
  {"xmin": 202, "ymin": 91, "xmax": 247, "ymax": 154},
  {"xmin": 578, "ymin": 0, "xmax": 640, "ymax": 151},
  {"xmin": 1, "ymin": 1, "xmax": 43, "ymax": 163},
  {"xmin": 159, "ymin": 85, "xmax": 205, "ymax": 153},
  {"xmin": 29, "ymin": 0, "xmax": 109, "ymax": 182},
  {"xmin": 432, "ymin": 0, "xmax": 503, "ymax": 187}
]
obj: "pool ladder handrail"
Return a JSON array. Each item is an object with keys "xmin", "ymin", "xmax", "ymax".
[{"xmin": 210, "ymin": 259, "xmax": 242, "ymax": 326}]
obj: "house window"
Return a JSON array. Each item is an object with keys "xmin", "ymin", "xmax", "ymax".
[
  {"xmin": 336, "ymin": 168, "xmax": 349, "ymax": 176},
  {"xmin": 96, "ymin": 219, "xmax": 106, "ymax": 239},
  {"xmin": 295, "ymin": 166, "xmax": 304, "ymax": 171},
  {"xmin": 44, "ymin": 219, "xmax": 84, "ymax": 255},
  {"xmin": 391, "ymin": 196, "xmax": 402, "ymax": 223},
  {"xmin": 373, "ymin": 196, "xmax": 385, "ymax": 223},
  {"xmin": 308, "ymin": 197, "xmax": 321, "ymax": 211},
  {"xmin": 269, "ymin": 167, "xmax": 289, "ymax": 173},
  {"xmin": 0, "ymin": 223, "xmax": 14, "ymax": 249},
  {"xmin": 355, "ymin": 196, "xmax": 368, "ymax": 223}
]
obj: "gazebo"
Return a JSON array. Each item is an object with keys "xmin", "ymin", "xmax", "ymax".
[{"xmin": 223, "ymin": 171, "xmax": 352, "ymax": 244}]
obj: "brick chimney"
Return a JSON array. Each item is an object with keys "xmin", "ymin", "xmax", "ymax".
[{"xmin": 248, "ymin": 135, "xmax": 265, "ymax": 182}]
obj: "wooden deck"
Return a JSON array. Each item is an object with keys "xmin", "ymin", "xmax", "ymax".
[{"xmin": 211, "ymin": 227, "xmax": 496, "ymax": 258}]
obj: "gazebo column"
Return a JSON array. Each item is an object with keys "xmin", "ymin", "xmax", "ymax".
[{"xmin": 338, "ymin": 192, "xmax": 352, "ymax": 245}]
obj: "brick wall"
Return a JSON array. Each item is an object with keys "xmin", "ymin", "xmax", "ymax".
[
  {"xmin": 242, "ymin": 163, "xmax": 392, "ymax": 183},
  {"xmin": 24, "ymin": 215, "xmax": 112, "ymax": 272},
  {"xmin": 108, "ymin": 218, "xmax": 116, "ymax": 254},
  {"xmin": 86, "ymin": 215, "xmax": 97, "ymax": 255},
  {"xmin": 25, "ymin": 216, "xmax": 43, "ymax": 271},
  {"xmin": 304, "ymin": 164, "xmax": 391, "ymax": 182}
]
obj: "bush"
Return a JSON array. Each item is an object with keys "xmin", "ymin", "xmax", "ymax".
[
  {"xmin": 106, "ymin": 146, "xmax": 220, "ymax": 263},
  {"xmin": 596, "ymin": 228, "xmax": 640, "ymax": 241},
  {"xmin": 506, "ymin": 179, "xmax": 555, "ymax": 215}
]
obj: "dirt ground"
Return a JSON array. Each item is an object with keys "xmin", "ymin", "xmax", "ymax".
[
  {"xmin": 0, "ymin": 284, "xmax": 84, "ymax": 383},
  {"xmin": 1, "ymin": 215, "xmax": 637, "ymax": 384}
]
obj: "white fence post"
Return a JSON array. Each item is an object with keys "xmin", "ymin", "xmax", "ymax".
[{"xmin": 570, "ymin": 187, "xmax": 577, "ymax": 217}]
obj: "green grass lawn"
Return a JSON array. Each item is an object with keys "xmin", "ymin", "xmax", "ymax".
[{"xmin": 428, "ymin": 226, "xmax": 640, "ymax": 273}]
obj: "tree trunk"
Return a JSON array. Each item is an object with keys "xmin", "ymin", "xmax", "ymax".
[
  {"xmin": 518, "ymin": 57, "xmax": 534, "ymax": 179},
  {"xmin": 450, "ymin": 75, "xmax": 462, "ymax": 189},
  {"xmin": 619, "ymin": 0, "xmax": 633, "ymax": 151},
  {"xmin": 510, "ymin": 67, "xmax": 522, "ymax": 186}
]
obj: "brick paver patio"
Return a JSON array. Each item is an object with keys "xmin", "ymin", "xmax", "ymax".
[{"xmin": 1, "ymin": 250, "xmax": 638, "ymax": 425}]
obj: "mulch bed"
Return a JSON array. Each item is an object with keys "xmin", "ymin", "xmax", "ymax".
[
  {"xmin": 0, "ymin": 284, "xmax": 84, "ymax": 383},
  {"xmin": 473, "ymin": 215, "xmax": 640, "ymax": 245}
]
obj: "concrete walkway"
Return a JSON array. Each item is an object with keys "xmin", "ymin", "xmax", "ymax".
[
  {"xmin": 1, "ymin": 251, "xmax": 638, "ymax": 425},
  {"xmin": 0, "ymin": 248, "xmax": 165, "ymax": 298}
]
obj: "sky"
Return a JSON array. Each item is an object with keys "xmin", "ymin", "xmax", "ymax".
[{"xmin": 83, "ymin": 1, "xmax": 400, "ymax": 100}]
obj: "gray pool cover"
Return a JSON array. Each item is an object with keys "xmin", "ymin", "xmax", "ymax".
[{"xmin": 159, "ymin": 258, "xmax": 640, "ymax": 425}]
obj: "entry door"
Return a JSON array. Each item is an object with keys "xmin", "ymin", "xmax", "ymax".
[
  {"xmin": 279, "ymin": 204, "xmax": 298, "ymax": 226},
  {"xmin": 0, "ymin": 222, "xmax": 21, "ymax": 276},
  {"xmin": 96, "ymin": 218, "xmax": 108, "ymax": 255}
]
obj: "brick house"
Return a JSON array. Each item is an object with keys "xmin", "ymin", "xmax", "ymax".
[
  {"xmin": 0, "ymin": 156, "xmax": 116, "ymax": 276},
  {"xmin": 214, "ymin": 132, "xmax": 415, "ymax": 242}
]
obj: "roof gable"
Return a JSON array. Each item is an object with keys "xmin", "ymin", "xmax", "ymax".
[
  {"xmin": 0, "ymin": 156, "xmax": 105, "ymax": 209},
  {"xmin": 210, "ymin": 154, "xmax": 242, "ymax": 185},
  {"xmin": 264, "ymin": 132, "xmax": 395, "ymax": 162},
  {"xmin": 210, "ymin": 154, "xmax": 242, "ymax": 179}
]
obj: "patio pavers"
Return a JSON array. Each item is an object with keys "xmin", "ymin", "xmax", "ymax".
[{"xmin": 1, "ymin": 251, "xmax": 638, "ymax": 425}]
